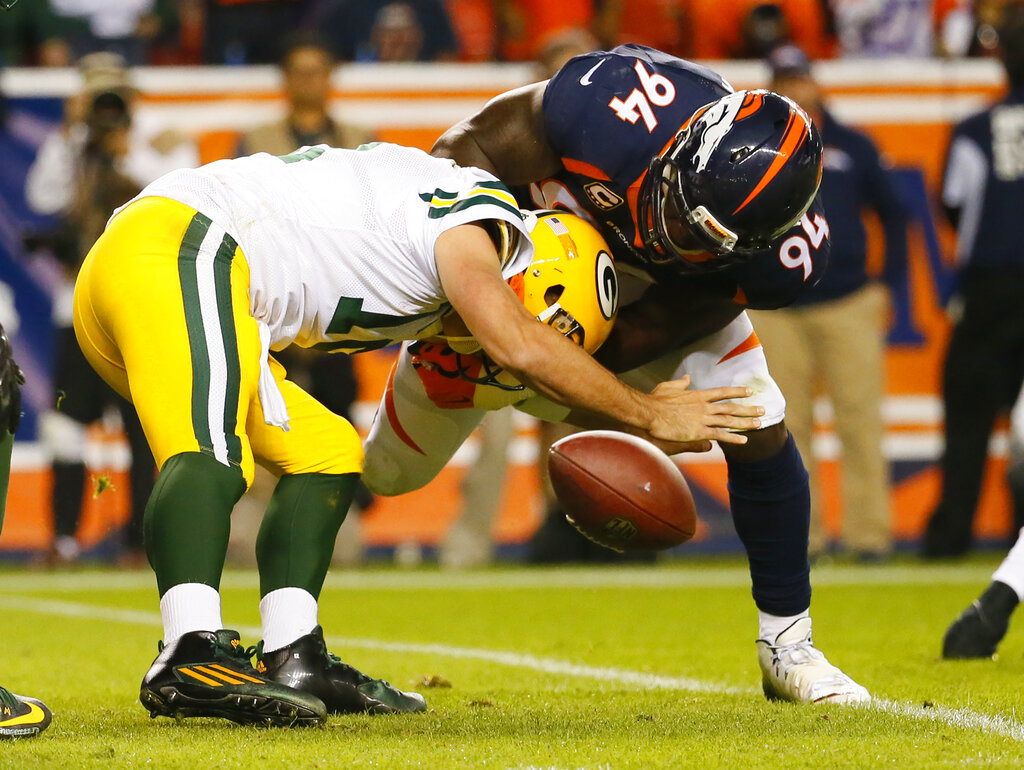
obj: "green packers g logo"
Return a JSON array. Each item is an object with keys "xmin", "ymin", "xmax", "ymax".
[{"xmin": 595, "ymin": 251, "xmax": 618, "ymax": 320}]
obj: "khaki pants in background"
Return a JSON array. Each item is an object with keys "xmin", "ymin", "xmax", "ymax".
[{"xmin": 749, "ymin": 283, "xmax": 892, "ymax": 555}]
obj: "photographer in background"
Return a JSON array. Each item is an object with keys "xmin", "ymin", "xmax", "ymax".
[
  {"xmin": 25, "ymin": 53, "xmax": 196, "ymax": 566},
  {"xmin": 71, "ymin": 91, "xmax": 139, "ymax": 256},
  {"xmin": 26, "ymin": 53, "xmax": 198, "ymax": 215}
]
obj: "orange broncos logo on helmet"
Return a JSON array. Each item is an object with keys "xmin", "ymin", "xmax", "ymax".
[
  {"xmin": 732, "ymin": 100, "xmax": 813, "ymax": 216},
  {"xmin": 680, "ymin": 89, "xmax": 814, "ymax": 218}
]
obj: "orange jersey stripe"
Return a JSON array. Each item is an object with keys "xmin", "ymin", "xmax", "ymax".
[
  {"xmin": 193, "ymin": 665, "xmax": 245, "ymax": 685},
  {"xmin": 561, "ymin": 157, "xmax": 612, "ymax": 181},
  {"xmin": 732, "ymin": 111, "xmax": 808, "ymax": 216},
  {"xmin": 717, "ymin": 331, "xmax": 761, "ymax": 365}
]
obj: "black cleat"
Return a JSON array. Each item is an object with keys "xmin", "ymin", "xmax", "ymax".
[
  {"xmin": 0, "ymin": 687, "xmax": 52, "ymax": 738},
  {"xmin": 257, "ymin": 626, "xmax": 426, "ymax": 715},
  {"xmin": 942, "ymin": 582, "xmax": 1018, "ymax": 659},
  {"xmin": 140, "ymin": 629, "xmax": 326, "ymax": 727}
]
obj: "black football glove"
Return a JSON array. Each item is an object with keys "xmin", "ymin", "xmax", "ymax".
[{"xmin": 0, "ymin": 326, "xmax": 24, "ymax": 436}]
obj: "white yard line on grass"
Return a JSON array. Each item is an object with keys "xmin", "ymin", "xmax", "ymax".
[
  {"xmin": 0, "ymin": 563, "xmax": 1001, "ymax": 593},
  {"xmin": 1, "ymin": 593, "xmax": 1022, "ymax": 743}
]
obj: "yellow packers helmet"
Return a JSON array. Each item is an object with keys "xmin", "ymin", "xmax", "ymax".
[
  {"xmin": 459, "ymin": 211, "xmax": 619, "ymax": 411},
  {"xmin": 518, "ymin": 210, "xmax": 619, "ymax": 354}
]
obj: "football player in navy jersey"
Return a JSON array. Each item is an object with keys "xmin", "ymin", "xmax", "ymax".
[{"xmin": 429, "ymin": 44, "xmax": 869, "ymax": 705}]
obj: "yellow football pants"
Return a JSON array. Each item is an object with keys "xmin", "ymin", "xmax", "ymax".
[{"xmin": 73, "ymin": 196, "xmax": 363, "ymax": 488}]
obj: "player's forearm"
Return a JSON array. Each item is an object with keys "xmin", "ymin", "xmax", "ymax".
[{"xmin": 488, "ymin": 320, "xmax": 658, "ymax": 434}]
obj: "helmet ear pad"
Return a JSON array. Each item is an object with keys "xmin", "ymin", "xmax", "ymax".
[{"xmin": 638, "ymin": 89, "xmax": 823, "ymax": 271}]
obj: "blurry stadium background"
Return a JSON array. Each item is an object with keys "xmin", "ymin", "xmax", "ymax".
[{"xmin": 0, "ymin": 32, "xmax": 1014, "ymax": 561}]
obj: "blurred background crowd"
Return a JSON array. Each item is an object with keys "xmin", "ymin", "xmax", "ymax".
[{"xmin": 0, "ymin": 0, "xmax": 1017, "ymax": 68}]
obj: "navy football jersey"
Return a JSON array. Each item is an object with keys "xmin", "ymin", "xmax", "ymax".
[{"xmin": 525, "ymin": 44, "xmax": 828, "ymax": 310}]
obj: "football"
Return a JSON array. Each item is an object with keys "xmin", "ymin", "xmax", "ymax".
[{"xmin": 548, "ymin": 430, "xmax": 698, "ymax": 552}]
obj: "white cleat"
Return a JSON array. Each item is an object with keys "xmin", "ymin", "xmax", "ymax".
[{"xmin": 756, "ymin": 618, "xmax": 871, "ymax": 705}]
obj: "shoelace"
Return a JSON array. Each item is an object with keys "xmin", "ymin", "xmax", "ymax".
[
  {"xmin": 314, "ymin": 637, "xmax": 375, "ymax": 686},
  {"xmin": 771, "ymin": 640, "xmax": 827, "ymax": 672},
  {"xmin": 240, "ymin": 644, "xmax": 260, "ymax": 662},
  {"xmin": 211, "ymin": 637, "xmax": 259, "ymax": 669},
  {"xmin": 154, "ymin": 637, "xmax": 258, "ymax": 668},
  {"xmin": 772, "ymin": 641, "xmax": 859, "ymax": 693},
  {"xmin": 0, "ymin": 687, "xmax": 21, "ymax": 714}
]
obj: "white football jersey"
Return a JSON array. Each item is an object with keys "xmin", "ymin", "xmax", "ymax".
[{"xmin": 116, "ymin": 143, "xmax": 534, "ymax": 353}]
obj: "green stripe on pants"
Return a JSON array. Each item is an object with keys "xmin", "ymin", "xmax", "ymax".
[
  {"xmin": 211, "ymin": 232, "xmax": 243, "ymax": 467},
  {"xmin": 0, "ymin": 431, "xmax": 13, "ymax": 532},
  {"xmin": 177, "ymin": 212, "xmax": 215, "ymax": 459}
]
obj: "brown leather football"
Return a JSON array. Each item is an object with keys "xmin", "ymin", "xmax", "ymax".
[{"xmin": 548, "ymin": 431, "xmax": 697, "ymax": 552}]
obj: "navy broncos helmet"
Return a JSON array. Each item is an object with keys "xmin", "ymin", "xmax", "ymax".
[{"xmin": 637, "ymin": 89, "xmax": 822, "ymax": 272}]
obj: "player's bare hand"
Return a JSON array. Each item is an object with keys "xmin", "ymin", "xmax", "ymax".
[{"xmin": 644, "ymin": 375, "xmax": 763, "ymax": 445}]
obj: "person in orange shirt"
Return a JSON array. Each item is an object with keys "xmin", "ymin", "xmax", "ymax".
[
  {"xmin": 689, "ymin": 0, "xmax": 832, "ymax": 59},
  {"xmin": 497, "ymin": 0, "xmax": 595, "ymax": 61},
  {"xmin": 594, "ymin": 0, "xmax": 690, "ymax": 57}
]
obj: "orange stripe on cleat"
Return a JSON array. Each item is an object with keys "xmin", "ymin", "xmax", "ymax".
[
  {"xmin": 178, "ymin": 667, "xmax": 223, "ymax": 686},
  {"xmin": 717, "ymin": 331, "xmax": 761, "ymax": 364},
  {"xmin": 562, "ymin": 157, "xmax": 612, "ymax": 181},
  {"xmin": 207, "ymin": 664, "xmax": 264, "ymax": 684},
  {"xmin": 732, "ymin": 111, "xmax": 809, "ymax": 215},
  {"xmin": 385, "ymin": 363, "xmax": 425, "ymax": 455},
  {"xmin": 194, "ymin": 665, "xmax": 245, "ymax": 685}
]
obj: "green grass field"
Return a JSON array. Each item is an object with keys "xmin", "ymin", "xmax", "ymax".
[{"xmin": 2, "ymin": 557, "xmax": 1023, "ymax": 768}]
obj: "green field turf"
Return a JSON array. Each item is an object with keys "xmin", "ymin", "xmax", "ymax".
[{"xmin": 1, "ymin": 557, "xmax": 1023, "ymax": 768}]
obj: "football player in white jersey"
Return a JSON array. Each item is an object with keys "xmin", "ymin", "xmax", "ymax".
[
  {"xmin": 73, "ymin": 142, "xmax": 763, "ymax": 727},
  {"xmin": 364, "ymin": 209, "xmax": 631, "ymax": 495}
]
